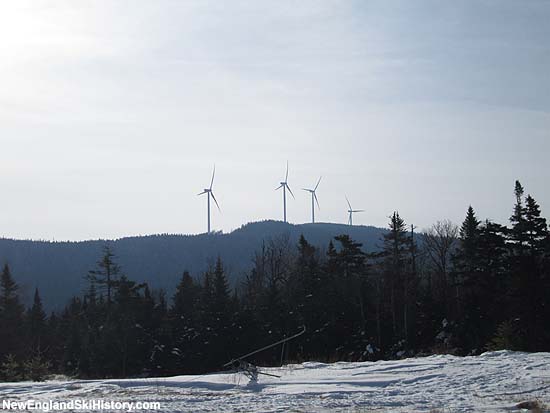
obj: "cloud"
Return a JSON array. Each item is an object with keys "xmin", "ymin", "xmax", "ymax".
[{"xmin": 0, "ymin": 0, "xmax": 549, "ymax": 239}]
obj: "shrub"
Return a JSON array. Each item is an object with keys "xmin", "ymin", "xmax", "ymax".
[
  {"xmin": 24, "ymin": 353, "xmax": 51, "ymax": 382},
  {"xmin": 0, "ymin": 354, "xmax": 22, "ymax": 381}
]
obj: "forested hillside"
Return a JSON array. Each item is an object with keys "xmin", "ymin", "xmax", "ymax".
[{"xmin": 0, "ymin": 221, "xmax": 386, "ymax": 309}]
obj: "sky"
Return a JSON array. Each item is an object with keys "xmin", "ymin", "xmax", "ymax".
[{"xmin": 1, "ymin": 0, "xmax": 549, "ymax": 241}]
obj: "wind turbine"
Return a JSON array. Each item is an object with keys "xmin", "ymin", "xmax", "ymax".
[
  {"xmin": 302, "ymin": 176, "xmax": 321, "ymax": 224},
  {"xmin": 346, "ymin": 196, "xmax": 364, "ymax": 226},
  {"xmin": 197, "ymin": 166, "xmax": 220, "ymax": 233},
  {"xmin": 275, "ymin": 162, "xmax": 294, "ymax": 223}
]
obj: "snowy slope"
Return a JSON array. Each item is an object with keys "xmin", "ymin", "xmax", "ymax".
[{"xmin": 1, "ymin": 351, "xmax": 549, "ymax": 412}]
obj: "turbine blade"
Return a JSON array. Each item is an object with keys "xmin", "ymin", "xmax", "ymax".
[
  {"xmin": 314, "ymin": 192, "xmax": 320, "ymax": 209},
  {"xmin": 210, "ymin": 192, "xmax": 221, "ymax": 211},
  {"xmin": 354, "ymin": 209, "xmax": 365, "ymax": 213},
  {"xmin": 285, "ymin": 161, "xmax": 289, "ymax": 182},
  {"xmin": 210, "ymin": 165, "xmax": 216, "ymax": 190},
  {"xmin": 345, "ymin": 196, "xmax": 352, "ymax": 210},
  {"xmin": 275, "ymin": 184, "xmax": 283, "ymax": 190},
  {"xmin": 286, "ymin": 184, "xmax": 295, "ymax": 199},
  {"xmin": 197, "ymin": 191, "xmax": 207, "ymax": 196},
  {"xmin": 314, "ymin": 176, "xmax": 322, "ymax": 191}
]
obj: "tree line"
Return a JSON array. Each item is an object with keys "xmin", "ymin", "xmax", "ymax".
[{"xmin": 1, "ymin": 180, "xmax": 548, "ymax": 381}]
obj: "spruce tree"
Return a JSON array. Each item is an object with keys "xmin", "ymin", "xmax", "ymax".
[
  {"xmin": 496, "ymin": 182, "xmax": 549, "ymax": 350},
  {"xmin": 0, "ymin": 264, "xmax": 25, "ymax": 359},
  {"xmin": 0, "ymin": 354, "xmax": 21, "ymax": 381},
  {"xmin": 27, "ymin": 288, "xmax": 47, "ymax": 351},
  {"xmin": 325, "ymin": 235, "xmax": 368, "ymax": 359},
  {"xmin": 212, "ymin": 257, "xmax": 230, "ymax": 315},
  {"xmin": 508, "ymin": 192, "xmax": 549, "ymax": 350},
  {"xmin": 172, "ymin": 271, "xmax": 198, "ymax": 321},
  {"xmin": 203, "ymin": 257, "xmax": 232, "ymax": 369},
  {"xmin": 455, "ymin": 206, "xmax": 481, "ymax": 276},
  {"xmin": 457, "ymin": 219, "xmax": 506, "ymax": 351},
  {"xmin": 111, "ymin": 275, "xmax": 147, "ymax": 377},
  {"xmin": 86, "ymin": 245, "xmax": 121, "ymax": 308},
  {"xmin": 381, "ymin": 212, "xmax": 410, "ymax": 347},
  {"xmin": 45, "ymin": 312, "xmax": 61, "ymax": 372},
  {"xmin": 452, "ymin": 207, "xmax": 480, "ymax": 349},
  {"xmin": 287, "ymin": 235, "xmax": 325, "ymax": 358},
  {"xmin": 523, "ymin": 195, "xmax": 548, "ymax": 255},
  {"xmin": 509, "ymin": 180, "xmax": 528, "ymax": 253}
]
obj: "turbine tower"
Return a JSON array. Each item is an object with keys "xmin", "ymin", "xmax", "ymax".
[
  {"xmin": 275, "ymin": 162, "xmax": 294, "ymax": 223},
  {"xmin": 346, "ymin": 196, "xmax": 364, "ymax": 226},
  {"xmin": 302, "ymin": 176, "xmax": 321, "ymax": 224},
  {"xmin": 197, "ymin": 166, "xmax": 220, "ymax": 233}
]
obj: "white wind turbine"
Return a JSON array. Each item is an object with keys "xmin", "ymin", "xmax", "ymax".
[
  {"xmin": 302, "ymin": 176, "xmax": 321, "ymax": 224},
  {"xmin": 197, "ymin": 166, "xmax": 220, "ymax": 233},
  {"xmin": 346, "ymin": 196, "xmax": 364, "ymax": 226},
  {"xmin": 275, "ymin": 162, "xmax": 295, "ymax": 223}
]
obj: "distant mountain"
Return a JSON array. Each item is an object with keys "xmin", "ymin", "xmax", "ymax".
[{"xmin": 0, "ymin": 221, "xmax": 387, "ymax": 310}]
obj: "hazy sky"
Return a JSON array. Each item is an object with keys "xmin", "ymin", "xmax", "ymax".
[{"xmin": 1, "ymin": 0, "xmax": 549, "ymax": 240}]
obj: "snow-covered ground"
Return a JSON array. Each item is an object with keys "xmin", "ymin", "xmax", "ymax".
[{"xmin": 1, "ymin": 351, "xmax": 549, "ymax": 412}]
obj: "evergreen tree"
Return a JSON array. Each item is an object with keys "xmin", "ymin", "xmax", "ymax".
[
  {"xmin": 286, "ymin": 235, "xmax": 326, "ymax": 359},
  {"xmin": 477, "ymin": 221, "xmax": 508, "ymax": 276},
  {"xmin": 524, "ymin": 195, "xmax": 548, "ymax": 255},
  {"xmin": 381, "ymin": 212, "xmax": 410, "ymax": 348},
  {"xmin": 27, "ymin": 288, "xmax": 47, "ymax": 351},
  {"xmin": 168, "ymin": 272, "xmax": 204, "ymax": 374},
  {"xmin": 0, "ymin": 264, "xmax": 25, "ymax": 359},
  {"xmin": 169, "ymin": 271, "xmax": 200, "ymax": 372},
  {"xmin": 207, "ymin": 257, "xmax": 232, "ymax": 367},
  {"xmin": 507, "ymin": 189, "xmax": 549, "ymax": 350},
  {"xmin": 452, "ymin": 207, "xmax": 480, "ymax": 349},
  {"xmin": 45, "ymin": 312, "xmax": 62, "ymax": 372},
  {"xmin": 509, "ymin": 180, "xmax": 528, "ymax": 253},
  {"xmin": 0, "ymin": 354, "xmax": 21, "ymax": 381},
  {"xmin": 172, "ymin": 271, "xmax": 198, "ymax": 320},
  {"xmin": 86, "ymin": 246, "xmax": 121, "ymax": 308},
  {"xmin": 325, "ymin": 234, "xmax": 368, "ymax": 359},
  {"xmin": 147, "ymin": 289, "xmax": 170, "ymax": 376},
  {"xmin": 111, "ymin": 275, "xmax": 148, "ymax": 377},
  {"xmin": 58, "ymin": 297, "xmax": 85, "ymax": 376},
  {"xmin": 456, "ymin": 219, "xmax": 507, "ymax": 351},
  {"xmin": 212, "ymin": 257, "xmax": 230, "ymax": 316},
  {"xmin": 23, "ymin": 350, "xmax": 51, "ymax": 382},
  {"xmin": 454, "ymin": 206, "xmax": 481, "ymax": 280}
]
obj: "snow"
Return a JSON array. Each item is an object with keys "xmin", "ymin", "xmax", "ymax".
[{"xmin": 1, "ymin": 351, "xmax": 549, "ymax": 412}]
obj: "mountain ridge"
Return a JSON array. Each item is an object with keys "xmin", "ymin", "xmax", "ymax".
[{"xmin": 0, "ymin": 220, "xmax": 388, "ymax": 310}]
